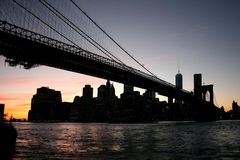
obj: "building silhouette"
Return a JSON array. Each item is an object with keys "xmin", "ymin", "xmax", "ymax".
[
  {"xmin": 95, "ymin": 80, "xmax": 117, "ymax": 122},
  {"xmin": 69, "ymin": 81, "xmax": 118, "ymax": 122},
  {"xmin": 70, "ymin": 84, "xmax": 95, "ymax": 122},
  {"xmin": 83, "ymin": 85, "xmax": 93, "ymax": 99},
  {"xmin": 175, "ymin": 69, "xmax": 183, "ymax": 104},
  {"xmin": 27, "ymin": 74, "xmax": 222, "ymax": 122},
  {"xmin": 28, "ymin": 87, "xmax": 63, "ymax": 121},
  {"xmin": 0, "ymin": 104, "xmax": 4, "ymax": 122},
  {"xmin": 98, "ymin": 85, "xmax": 107, "ymax": 98},
  {"xmin": 27, "ymin": 81, "xmax": 189, "ymax": 122},
  {"xmin": 175, "ymin": 68, "xmax": 183, "ymax": 90}
]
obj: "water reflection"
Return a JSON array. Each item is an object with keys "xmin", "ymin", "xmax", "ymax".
[{"xmin": 13, "ymin": 121, "xmax": 240, "ymax": 159}]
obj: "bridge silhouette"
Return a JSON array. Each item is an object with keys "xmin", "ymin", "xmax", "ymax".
[{"xmin": 0, "ymin": 0, "xmax": 218, "ymax": 121}]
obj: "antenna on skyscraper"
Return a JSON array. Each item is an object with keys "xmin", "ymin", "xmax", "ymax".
[{"xmin": 178, "ymin": 64, "xmax": 180, "ymax": 73}]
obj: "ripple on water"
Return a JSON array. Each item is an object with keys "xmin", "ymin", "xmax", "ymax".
[{"xmin": 12, "ymin": 121, "xmax": 240, "ymax": 159}]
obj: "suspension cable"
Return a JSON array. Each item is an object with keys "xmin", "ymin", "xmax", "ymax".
[
  {"xmin": 213, "ymin": 91, "xmax": 219, "ymax": 107},
  {"xmin": 12, "ymin": 0, "xmax": 79, "ymax": 48},
  {"xmin": 39, "ymin": 0, "xmax": 125, "ymax": 65},
  {"xmin": 70, "ymin": 0, "xmax": 159, "ymax": 78}
]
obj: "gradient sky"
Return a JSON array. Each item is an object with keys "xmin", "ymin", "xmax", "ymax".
[{"xmin": 0, "ymin": 0, "xmax": 240, "ymax": 119}]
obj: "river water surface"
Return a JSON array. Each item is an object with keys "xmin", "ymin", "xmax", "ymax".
[{"xmin": 13, "ymin": 120, "xmax": 240, "ymax": 159}]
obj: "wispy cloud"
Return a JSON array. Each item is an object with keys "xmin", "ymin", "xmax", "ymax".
[
  {"xmin": 15, "ymin": 103, "xmax": 30, "ymax": 107},
  {"xmin": 0, "ymin": 97, "xmax": 21, "ymax": 101}
]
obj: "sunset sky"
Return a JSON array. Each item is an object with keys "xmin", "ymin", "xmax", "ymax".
[{"xmin": 0, "ymin": 0, "xmax": 240, "ymax": 119}]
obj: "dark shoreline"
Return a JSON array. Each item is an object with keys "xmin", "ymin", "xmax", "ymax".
[{"xmin": 0, "ymin": 123, "xmax": 17, "ymax": 159}]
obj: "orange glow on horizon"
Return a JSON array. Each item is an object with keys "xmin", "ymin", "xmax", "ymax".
[
  {"xmin": 2, "ymin": 90, "xmax": 235, "ymax": 120},
  {"xmin": 0, "ymin": 60, "xmax": 237, "ymax": 119}
]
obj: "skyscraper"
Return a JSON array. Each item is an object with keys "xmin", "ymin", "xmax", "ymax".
[
  {"xmin": 105, "ymin": 80, "xmax": 116, "ymax": 98},
  {"xmin": 28, "ymin": 87, "xmax": 62, "ymax": 121},
  {"xmin": 175, "ymin": 68, "xmax": 183, "ymax": 89},
  {"xmin": 98, "ymin": 85, "xmax": 107, "ymax": 98}
]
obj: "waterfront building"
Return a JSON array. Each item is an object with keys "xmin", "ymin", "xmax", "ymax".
[
  {"xmin": 83, "ymin": 85, "xmax": 93, "ymax": 99},
  {"xmin": 28, "ymin": 87, "xmax": 62, "ymax": 121},
  {"xmin": 27, "ymin": 76, "xmax": 199, "ymax": 122}
]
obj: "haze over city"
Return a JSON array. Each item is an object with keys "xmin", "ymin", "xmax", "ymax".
[{"xmin": 0, "ymin": 0, "xmax": 240, "ymax": 119}]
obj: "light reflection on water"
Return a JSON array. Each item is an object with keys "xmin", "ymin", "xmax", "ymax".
[{"xmin": 13, "ymin": 121, "xmax": 240, "ymax": 159}]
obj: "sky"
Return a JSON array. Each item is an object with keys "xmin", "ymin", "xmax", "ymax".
[{"xmin": 0, "ymin": 0, "xmax": 240, "ymax": 119}]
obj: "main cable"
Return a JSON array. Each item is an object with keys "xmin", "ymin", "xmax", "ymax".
[
  {"xmin": 213, "ymin": 91, "xmax": 219, "ymax": 107},
  {"xmin": 70, "ymin": 0, "xmax": 159, "ymax": 78},
  {"xmin": 12, "ymin": 0, "xmax": 79, "ymax": 48},
  {"xmin": 39, "ymin": 0, "xmax": 125, "ymax": 65}
]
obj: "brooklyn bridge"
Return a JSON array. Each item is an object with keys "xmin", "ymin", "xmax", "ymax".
[{"xmin": 0, "ymin": 0, "xmax": 219, "ymax": 121}]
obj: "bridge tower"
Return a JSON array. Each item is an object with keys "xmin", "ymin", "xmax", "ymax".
[
  {"xmin": 194, "ymin": 74, "xmax": 214, "ymax": 104},
  {"xmin": 202, "ymin": 85, "xmax": 214, "ymax": 104},
  {"xmin": 194, "ymin": 74, "xmax": 202, "ymax": 98}
]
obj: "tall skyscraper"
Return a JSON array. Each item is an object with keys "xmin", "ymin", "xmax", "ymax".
[
  {"xmin": 175, "ymin": 68, "xmax": 183, "ymax": 89},
  {"xmin": 106, "ymin": 80, "xmax": 116, "ymax": 98}
]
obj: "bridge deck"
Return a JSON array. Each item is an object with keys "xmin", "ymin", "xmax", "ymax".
[{"xmin": 0, "ymin": 20, "xmax": 191, "ymax": 98}]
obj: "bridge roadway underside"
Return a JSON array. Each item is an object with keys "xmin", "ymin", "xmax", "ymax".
[{"xmin": 0, "ymin": 30, "xmax": 195, "ymax": 102}]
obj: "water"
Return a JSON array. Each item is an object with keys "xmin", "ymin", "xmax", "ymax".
[{"xmin": 12, "ymin": 121, "xmax": 240, "ymax": 160}]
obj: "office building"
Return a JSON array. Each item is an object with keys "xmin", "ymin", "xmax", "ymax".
[
  {"xmin": 175, "ymin": 70, "xmax": 183, "ymax": 90},
  {"xmin": 83, "ymin": 85, "xmax": 93, "ymax": 99},
  {"xmin": 28, "ymin": 87, "xmax": 62, "ymax": 121}
]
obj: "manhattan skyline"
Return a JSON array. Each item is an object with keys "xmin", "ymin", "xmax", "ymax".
[{"xmin": 0, "ymin": 0, "xmax": 240, "ymax": 119}]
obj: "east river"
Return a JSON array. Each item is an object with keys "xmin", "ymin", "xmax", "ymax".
[{"xmin": 12, "ymin": 120, "xmax": 240, "ymax": 159}]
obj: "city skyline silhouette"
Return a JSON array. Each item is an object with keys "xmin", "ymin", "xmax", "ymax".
[{"xmin": 0, "ymin": 0, "xmax": 240, "ymax": 119}]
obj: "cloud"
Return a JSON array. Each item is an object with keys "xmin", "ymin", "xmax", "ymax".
[
  {"xmin": 15, "ymin": 103, "xmax": 30, "ymax": 107},
  {"xmin": 0, "ymin": 97, "xmax": 21, "ymax": 101}
]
